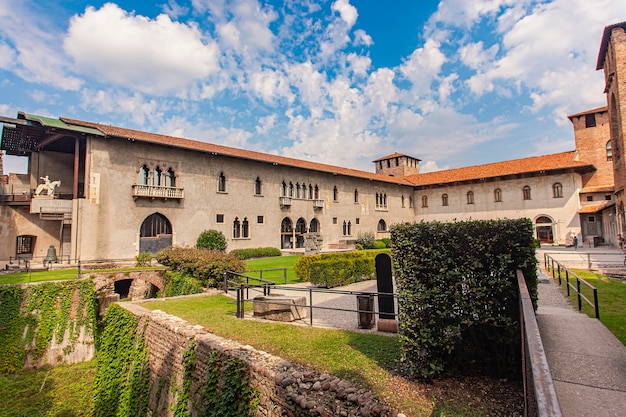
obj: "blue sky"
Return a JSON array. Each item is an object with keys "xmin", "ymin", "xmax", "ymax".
[{"xmin": 1, "ymin": 0, "xmax": 625, "ymax": 175}]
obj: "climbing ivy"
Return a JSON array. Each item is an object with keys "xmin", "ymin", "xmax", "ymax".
[
  {"xmin": 198, "ymin": 351, "xmax": 258, "ymax": 417},
  {"xmin": 91, "ymin": 304, "xmax": 150, "ymax": 417},
  {"xmin": 172, "ymin": 342, "xmax": 197, "ymax": 417},
  {"xmin": 0, "ymin": 281, "xmax": 96, "ymax": 373}
]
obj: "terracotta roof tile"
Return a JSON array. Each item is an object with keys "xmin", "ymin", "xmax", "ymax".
[
  {"xmin": 372, "ymin": 152, "xmax": 421, "ymax": 162},
  {"xmin": 567, "ymin": 106, "xmax": 608, "ymax": 119},
  {"xmin": 59, "ymin": 117, "xmax": 414, "ymax": 186},
  {"xmin": 404, "ymin": 152, "xmax": 595, "ymax": 187}
]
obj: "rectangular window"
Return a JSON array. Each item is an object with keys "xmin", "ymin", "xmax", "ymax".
[
  {"xmin": 588, "ymin": 216, "xmax": 595, "ymax": 222},
  {"xmin": 257, "ymin": 216, "xmax": 264, "ymax": 224},
  {"xmin": 216, "ymin": 214, "xmax": 224, "ymax": 223},
  {"xmin": 16, "ymin": 235, "xmax": 34, "ymax": 254},
  {"xmin": 587, "ymin": 196, "xmax": 593, "ymax": 202},
  {"xmin": 585, "ymin": 113, "xmax": 596, "ymax": 128},
  {"xmin": 332, "ymin": 217, "xmax": 337, "ymax": 224},
  {"xmin": 355, "ymin": 218, "xmax": 360, "ymax": 225},
  {"xmin": 606, "ymin": 195, "xmax": 612, "ymax": 201}
]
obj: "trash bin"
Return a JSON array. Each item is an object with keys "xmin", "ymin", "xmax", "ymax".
[{"xmin": 356, "ymin": 293, "xmax": 375, "ymax": 329}]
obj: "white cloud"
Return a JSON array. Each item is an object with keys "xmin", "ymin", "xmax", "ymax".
[
  {"xmin": 458, "ymin": 41, "xmax": 498, "ymax": 70},
  {"xmin": 161, "ymin": 0, "xmax": 189, "ymax": 19},
  {"xmin": 331, "ymin": 0, "xmax": 358, "ymax": 28},
  {"xmin": 79, "ymin": 88, "xmax": 166, "ymax": 126},
  {"xmin": 0, "ymin": 42, "xmax": 16, "ymax": 69},
  {"xmin": 399, "ymin": 38, "xmax": 446, "ymax": 94},
  {"xmin": 63, "ymin": 3, "xmax": 220, "ymax": 95}
]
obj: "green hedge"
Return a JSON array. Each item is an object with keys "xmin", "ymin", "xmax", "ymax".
[
  {"xmin": 230, "ymin": 247, "xmax": 282, "ymax": 260},
  {"xmin": 391, "ymin": 218, "xmax": 537, "ymax": 379},
  {"xmin": 160, "ymin": 271, "xmax": 203, "ymax": 297},
  {"xmin": 156, "ymin": 247, "xmax": 246, "ymax": 288},
  {"xmin": 294, "ymin": 251, "xmax": 387, "ymax": 287}
]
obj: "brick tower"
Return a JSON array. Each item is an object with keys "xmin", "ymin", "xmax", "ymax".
[{"xmin": 598, "ymin": 22, "xmax": 626, "ymax": 237}]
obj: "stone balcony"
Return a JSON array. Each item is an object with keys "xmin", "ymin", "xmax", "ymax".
[{"xmin": 132, "ymin": 184, "xmax": 184, "ymax": 200}]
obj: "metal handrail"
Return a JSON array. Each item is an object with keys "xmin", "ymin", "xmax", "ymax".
[{"xmin": 543, "ymin": 254, "xmax": 600, "ymax": 319}]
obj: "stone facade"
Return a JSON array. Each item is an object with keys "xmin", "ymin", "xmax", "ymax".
[{"xmin": 122, "ymin": 301, "xmax": 396, "ymax": 417}]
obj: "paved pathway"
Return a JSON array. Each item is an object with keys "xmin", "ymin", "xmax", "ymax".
[{"xmin": 535, "ymin": 270, "xmax": 626, "ymax": 416}]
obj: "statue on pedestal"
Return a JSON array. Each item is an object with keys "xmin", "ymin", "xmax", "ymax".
[{"xmin": 35, "ymin": 176, "xmax": 61, "ymax": 197}]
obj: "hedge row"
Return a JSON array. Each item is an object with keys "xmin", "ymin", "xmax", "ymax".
[
  {"xmin": 391, "ymin": 218, "xmax": 537, "ymax": 379},
  {"xmin": 155, "ymin": 247, "xmax": 246, "ymax": 288},
  {"xmin": 294, "ymin": 250, "xmax": 388, "ymax": 287},
  {"xmin": 230, "ymin": 247, "xmax": 282, "ymax": 260}
]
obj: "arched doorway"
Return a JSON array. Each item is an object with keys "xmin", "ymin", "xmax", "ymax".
[
  {"xmin": 309, "ymin": 218, "xmax": 320, "ymax": 233},
  {"xmin": 139, "ymin": 213, "xmax": 172, "ymax": 254},
  {"xmin": 281, "ymin": 217, "xmax": 293, "ymax": 249},
  {"xmin": 535, "ymin": 216, "xmax": 554, "ymax": 243}
]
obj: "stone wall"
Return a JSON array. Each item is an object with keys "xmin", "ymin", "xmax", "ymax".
[{"xmin": 120, "ymin": 302, "xmax": 396, "ymax": 417}]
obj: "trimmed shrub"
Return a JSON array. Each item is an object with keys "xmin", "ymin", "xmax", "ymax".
[
  {"xmin": 196, "ymin": 229, "xmax": 227, "ymax": 251},
  {"xmin": 134, "ymin": 252, "xmax": 153, "ymax": 266},
  {"xmin": 294, "ymin": 251, "xmax": 380, "ymax": 287},
  {"xmin": 230, "ymin": 247, "xmax": 282, "ymax": 260},
  {"xmin": 391, "ymin": 218, "xmax": 537, "ymax": 380},
  {"xmin": 374, "ymin": 240, "xmax": 387, "ymax": 249},
  {"xmin": 380, "ymin": 238, "xmax": 391, "ymax": 248},
  {"xmin": 155, "ymin": 246, "xmax": 245, "ymax": 288}
]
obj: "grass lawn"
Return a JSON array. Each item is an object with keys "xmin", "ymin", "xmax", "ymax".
[
  {"xmin": 0, "ymin": 360, "xmax": 97, "ymax": 417},
  {"xmin": 144, "ymin": 294, "xmax": 523, "ymax": 416},
  {"xmin": 564, "ymin": 269, "xmax": 626, "ymax": 345},
  {"xmin": 0, "ymin": 266, "xmax": 165, "ymax": 285},
  {"xmin": 245, "ymin": 255, "xmax": 302, "ymax": 284}
]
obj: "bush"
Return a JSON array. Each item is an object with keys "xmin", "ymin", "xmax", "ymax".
[
  {"xmin": 381, "ymin": 238, "xmax": 391, "ymax": 248},
  {"xmin": 160, "ymin": 271, "xmax": 203, "ymax": 297},
  {"xmin": 356, "ymin": 232, "xmax": 376, "ymax": 249},
  {"xmin": 135, "ymin": 252, "xmax": 153, "ymax": 266},
  {"xmin": 294, "ymin": 251, "xmax": 379, "ymax": 287},
  {"xmin": 391, "ymin": 218, "xmax": 537, "ymax": 379},
  {"xmin": 196, "ymin": 230, "xmax": 227, "ymax": 251},
  {"xmin": 230, "ymin": 247, "xmax": 282, "ymax": 260},
  {"xmin": 155, "ymin": 247, "xmax": 245, "ymax": 288},
  {"xmin": 374, "ymin": 240, "xmax": 387, "ymax": 249}
]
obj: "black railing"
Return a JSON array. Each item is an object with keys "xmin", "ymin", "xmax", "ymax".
[
  {"xmin": 517, "ymin": 270, "xmax": 562, "ymax": 417},
  {"xmin": 245, "ymin": 267, "xmax": 288, "ymax": 284},
  {"xmin": 543, "ymin": 254, "xmax": 600, "ymax": 318},
  {"xmin": 222, "ymin": 270, "xmax": 397, "ymax": 328}
]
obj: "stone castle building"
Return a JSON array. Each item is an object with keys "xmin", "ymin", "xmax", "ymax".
[{"xmin": 1, "ymin": 22, "xmax": 625, "ymax": 266}]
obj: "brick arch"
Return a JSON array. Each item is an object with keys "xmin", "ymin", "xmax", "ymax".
[{"xmin": 93, "ymin": 270, "xmax": 165, "ymax": 294}]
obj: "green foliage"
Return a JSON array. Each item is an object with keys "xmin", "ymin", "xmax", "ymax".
[
  {"xmin": 156, "ymin": 246, "xmax": 246, "ymax": 288},
  {"xmin": 160, "ymin": 271, "xmax": 203, "ymax": 297},
  {"xmin": 135, "ymin": 252, "xmax": 153, "ymax": 266},
  {"xmin": 196, "ymin": 229, "xmax": 227, "ymax": 251},
  {"xmin": 198, "ymin": 351, "xmax": 258, "ymax": 417},
  {"xmin": 295, "ymin": 251, "xmax": 379, "ymax": 287},
  {"xmin": 0, "ymin": 281, "xmax": 96, "ymax": 373},
  {"xmin": 230, "ymin": 247, "xmax": 282, "ymax": 259},
  {"xmin": 173, "ymin": 342, "xmax": 196, "ymax": 417},
  {"xmin": 356, "ymin": 231, "xmax": 376, "ymax": 249},
  {"xmin": 381, "ymin": 238, "xmax": 392, "ymax": 248},
  {"xmin": 374, "ymin": 240, "xmax": 388, "ymax": 249},
  {"xmin": 91, "ymin": 304, "xmax": 150, "ymax": 417},
  {"xmin": 391, "ymin": 219, "xmax": 537, "ymax": 379}
]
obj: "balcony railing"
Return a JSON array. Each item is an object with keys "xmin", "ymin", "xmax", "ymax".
[
  {"xmin": 132, "ymin": 184, "xmax": 184, "ymax": 200},
  {"xmin": 279, "ymin": 197, "xmax": 292, "ymax": 207},
  {"xmin": 313, "ymin": 199, "xmax": 324, "ymax": 208}
]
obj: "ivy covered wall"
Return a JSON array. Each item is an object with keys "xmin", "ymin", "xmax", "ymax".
[{"xmin": 0, "ymin": 280, "xmax": 96, "ymax": 373}]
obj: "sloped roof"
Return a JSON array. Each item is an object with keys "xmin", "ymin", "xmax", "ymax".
[
  {"xmin": 403, "ymin": 152, "xmax": 595, "ymax": 187},
  {"xmin": 567, "ymin": 106, "xmax": 608, "ymax": 120},
  {"xmin": 372, "ymin": 152, "xmax": 421, "ymax": 162},
  {"xmin": 59, "ymin": 117, "xmax": 413, "ymax": 186},
  {"xmin": 579, "ymin": 200, "xmax": 615, "ymax": 214}
]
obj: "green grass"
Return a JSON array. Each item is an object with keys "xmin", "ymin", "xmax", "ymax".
[
  {"xmin": 245, "ymin": 255, "xmax": 302, "ymax": 284},
  {"xmin": 0, "ymin": 360, "xmax": 97, "ymax": 417},
  {"xmin": 144, "ymin": 294, "xmax": 522, "ymax": 416},
  {"xmin": 562, "ymin": 269, "xmax": 626, "ymax": 345},
  {"xmin": 0, "ymin": 266, "xmax": 165, "ymax": 285}
]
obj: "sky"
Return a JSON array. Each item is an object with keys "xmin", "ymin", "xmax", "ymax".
[{"xmin": 1, "ymin": 0, "xmax": 626, "ymax": 175}]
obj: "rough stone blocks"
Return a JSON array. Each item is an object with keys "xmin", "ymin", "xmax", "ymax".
[{"xmin": 253, "ymin": 294, "xmax": 307, "ymax": 322}]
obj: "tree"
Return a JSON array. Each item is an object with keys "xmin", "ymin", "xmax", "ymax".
[{"xmin": 196, "ymin": 229, "xmax": 227, "ymax": 251}]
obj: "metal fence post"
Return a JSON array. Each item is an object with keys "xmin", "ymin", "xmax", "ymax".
[
  {"xmin": 593, "ymin": 289, "xmax": 600, "ymax": 319},
  {"xmin": 309, "ymin": 288, "xmax": 313, "ymax": 326},
  {"xmin": 577, "ymin": 279, "xmax": 582, "ymax": 311},
  {"xmin": 223, "ymin": 272, "xmax": 228, "ymax": 293},
  {"xmin": 557, "ymin": 264, "xmax": 561, "ymax": 285},
  {"xmin": 565, "ymin": 270, "xmax": 570, "ymax": 296}
]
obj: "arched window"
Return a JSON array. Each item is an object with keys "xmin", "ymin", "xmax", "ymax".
[
  {"xmin": 218, "ymin": 172, "xmax": 226, "ymax": 192},
  {"xmin": 296, "ymin": 182, "xmax": 301, "ymax": 198},
  {"xmin": 606, "ymin": 141, "xmax": 613, "ymax": 162},
  {"xmin": 309, "ymin": 184, "xmax": 313, "ymax": 199},
  {"xmin": 296, "ymin": 218, "xmax": 307, "ymax": 234},
  {"xmin": 139, "ymin": 213, "xmax": 172, "ymax": 254},
  {"xmin": 233, "ymin": 217, "xmax": 241, "ymax": 238},
  {"xmin": 442, "ymin": 193, "xmax": 448, "ymax": 206},
  {"xmin": 302, "ymin": 183, "xmax": 307, "ymax": 199},
  {"xmin": 523, "ymin": 185, "xmax": 531, "ymax": 200},
  {"xmin": 314, "ymin": 185, "xmax": 319, "ymax": 199},
  {"xmin": 421, "ymin": 195, "xmax": 428, "ymax": 208},
  {"xmin": 354, "ymin": 189, "xmax": 359, "ymax": 203},
  {"xmin": 154, "ymin": 167, "xmax": 162, "ymax": 186},
  {"xmin": 242, "ymin": 217, "xmax": 249, "ymax": 238},
  {"xmin": 333, "ymin": 186, "xmax": 338, "ymax": 202},
  {"xmin": 139, "ymin": 165, "xmax": 150, "ymax": 185},
  {"xmin": 409, "ymin": 197, "xmax": 413, "ymax": 208},
  {"xmin": 347, "ymin": 220, "xmax": 352, "ymax": 236},
  {"xmin": 377, "ymin": 219, "xmax": 387, "ymax": 232},
  {"xmin": 342, "ymin": 221, "xmax": 348, "ymax": 236},
  {"xmin": 494, "ymin": 188, "xmax": 502, "ymax": 202},
  {"xmin": 165, "ymin": 168, "xmax": 175, "ymax": 187},
  {"xmin": 467, "ymin": 191, "xmax": 474, "ymax": 205},
  {"xmin": 401, "ymin": 195, "xmax": 405, "ymax": 207},
  {"xmin": 552, "ymin": 183, "xmax": 563, "ymax": 198},
  {"xmin": 281, "ymin": 181, "xmax": 287, "ymax": 196},
  {"xmin": 309, "ymin": 218, "xmax": 319, "ymax": 233},
  {"xmin": 289, "ymin": 182, "xmax": 294, "ymax": 197},
  {"xmin": 255, "ymin": 177, "xmax": 262, "ymax": 195}
]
